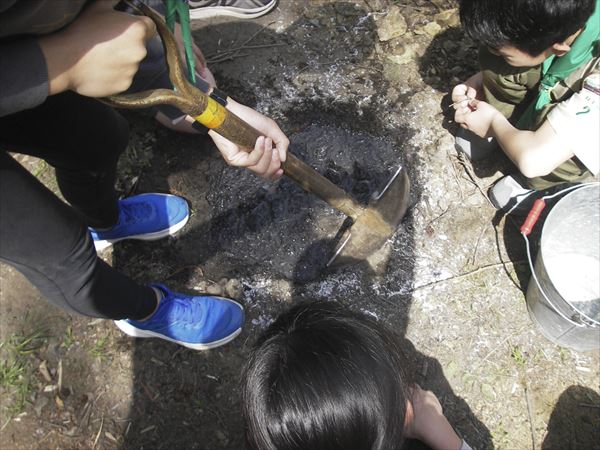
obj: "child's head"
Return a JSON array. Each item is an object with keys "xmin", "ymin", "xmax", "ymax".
[
  {"xmin": 460, "ymin": 0, "xmax": 596, "ymax": 66},
  {"xmin": 241, "ymin": 301, "xmax": 412, "ymax": 450}
]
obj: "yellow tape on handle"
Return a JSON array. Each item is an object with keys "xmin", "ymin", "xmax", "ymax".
[{"xmin": 195, "ymin": 97, "xmax": 226, "ymax": 129}]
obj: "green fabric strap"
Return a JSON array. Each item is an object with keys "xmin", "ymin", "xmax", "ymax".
[
  {"xmin": 164, "ymin": 0, "xmax": 196, "ymax": 84},
  {"xmin": 519, "ymin": 0, "xmax": 600, "ymax": 128}
]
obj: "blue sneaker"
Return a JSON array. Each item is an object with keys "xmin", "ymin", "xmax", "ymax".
[
  {"xmin": 90, "ymin": 193, "xmax": 189, "ymax": 251},
  {"xmin": 114, "ymin": 285, "xmax": 244, "ymax": 350}
]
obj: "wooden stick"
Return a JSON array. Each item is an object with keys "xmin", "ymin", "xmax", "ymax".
[
  {"xmin": 408, "ymin": 259, "xmax": 527, "ymax": 294},
  {"xmin": 524, "ymin": 383, "xmax": 537, "ymax": 450},
  {"xmin": 448, "ymin": 98, "xmax": 471, "ymax": 109}
]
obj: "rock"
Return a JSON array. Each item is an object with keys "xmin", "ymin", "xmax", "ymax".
[
  {"xmin": 33, "ymin": 396, "xmax": 49, "ymax": 417},
  {"xmin": 223, "ymin": 279, "xmax": 242, "ymax": 299},
  {"xmin": 434, "ymin": 9, "xmax": 460, "ymax": 28},
  {"xmin": 422, "ymin": 21, "xmax": 443, "ymax": 37},
  {"xmin": 405, "ymin": 12, "xmax": 428, "ymax": 29},
  {"xmin": 385, "ymin": 43, "xmax": 419, "ymax": 65},
  {"xmin": 205, "ymin": 284, "xmax": 224, "ymax": 296},
  {"xmin": 194, "ymin": 280, "xmax": 209, "ymax": 292},
  {"xmin": 377, "ymin": 6, "xmax": 407, "ymax": 41},
  {"xmin": 386, "ymin": 38, "xmax": 406, "ymax": 56},
  {"xmin": 259, "ymin": 279, "xmax": 290, "ymax": 303},
  {"xmin": 364, "ymin": 0, "xmax": 386, "ymax": 11}
]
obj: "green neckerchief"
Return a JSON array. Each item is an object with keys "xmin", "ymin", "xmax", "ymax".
[
  {"xmin": 164, "ymin": 0, "xmax": 196, "ymax": 84},
  {"xmin": 519, "ymin": 0, "xmax": 600, "ymax": 128}
]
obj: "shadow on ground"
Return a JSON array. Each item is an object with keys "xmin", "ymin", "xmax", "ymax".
[{"xmin": 541, "ymin": 385, "xmax": 600, "ymax": 450}]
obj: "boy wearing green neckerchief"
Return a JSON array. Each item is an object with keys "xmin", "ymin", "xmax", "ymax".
[{"xmin": 451, "ymin": 0, "xmax": 599, "ymax": 213}]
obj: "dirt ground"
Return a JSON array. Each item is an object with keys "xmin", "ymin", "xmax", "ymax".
[{"xmin": 1, "ymin": 1, "xmax": 599, "ymax": 449}]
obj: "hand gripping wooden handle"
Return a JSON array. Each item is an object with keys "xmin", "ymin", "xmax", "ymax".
[{"xmin": 205, "ymin": 103, "xmax": 365, "ymax": 219}]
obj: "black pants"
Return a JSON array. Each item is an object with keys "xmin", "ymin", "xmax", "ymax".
[{"xmin": 0, "ymin": 92, "xmax": 156, "ymax": 320}]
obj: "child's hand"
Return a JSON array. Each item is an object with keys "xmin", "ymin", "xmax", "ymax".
[
  {"xmin": 173, "ymin": 23, "xmax": 216, "ymax": 86},
  {"xmin": 451, "ymin": 72, "xmax": 484, "ymax": 111},
  {"xmin": 451, "ymin": 83, "xmax": 478, "ymax": 107},
  {"xmin": 39, "ymin": 0, "xmax": 156, "ymax": 97},
  {"xmin": 454, "ymin": 99, "xmax": 502, "ymax": 139},
  {"xmin": 452, "ymin": 72, "xmax": 484, "ymax": 103},
  {"xmin": 404, "ymin": 385, "xmax": 463, "ymax": 450},
  {"xmin": 209, "ymin": 99, "xmax": 289, "ymax": 181}
]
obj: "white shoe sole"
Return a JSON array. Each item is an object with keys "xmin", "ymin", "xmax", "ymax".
[
  {"xmin": 93, "ymin": 214, "xmax": 189, "ymax": 252},
  {"xmin": 114, "ymin": 298, "xmax": 244, "ymax": 350},
  {"xmin": 488, "ymin": 175, "xmax": 536, "ymax": 214},
  {"xmin": 188, "ymin": 2, "xmax": 277, "ymax": 20}
]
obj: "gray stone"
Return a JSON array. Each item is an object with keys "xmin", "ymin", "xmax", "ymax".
[
  {"xmin": 377, "ymin": 6, "xmax": 407, "ymax": 42},
  {"xmin": 205, "ymin": 284, "xmax": 224, "ymax": 296},
  {"xmin": 223, "ymin": 279, "xmax": 242, "ymax": 299},
  {"xmin": 434, "ymin": 9, "xmax": 460, "ymax": 28}
]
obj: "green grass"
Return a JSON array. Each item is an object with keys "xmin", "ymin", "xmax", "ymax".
[
  {"xmin": 510, "ymin": 344, "xmax": 527, "ymax": 368},
  {"xmin": 62, "ymin": 325, "xmax": 75, "ymax": 350},
  {"xmin": 88, "ymin": 336, "xmax": 108, "ymax": 361},
  {"xmin": 0, "ymin": 329, "xmax": 47, "ymax": 416},
  {"xmin": 10, "ymin": 329, "xmax": 46, "ymax": 355},
  {"xmin": 558, "ymin": 346, "xmax": 571, "ymax": 363},
  {"xmin": 0, "ymin": 357, "xmax": 25, "ymax": 389}
]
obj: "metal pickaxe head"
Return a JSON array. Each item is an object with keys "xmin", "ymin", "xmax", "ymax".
[{"xmin": 327, "ymin": 165, "xmax": 410, "ymax": 267}]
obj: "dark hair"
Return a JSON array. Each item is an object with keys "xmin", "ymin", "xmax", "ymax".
[
  {"xmin": 241, "ymin": 301, "xmax": 412, "ymax": 450},
  {"xmin": 459, "ymin": 0, "xmax": 596, "ymax": 56}
]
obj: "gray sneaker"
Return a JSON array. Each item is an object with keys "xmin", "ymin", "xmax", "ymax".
[
  {"xmin": 488, "ymin": 175, "xmax": 537, "ymax": 214},
  {"xmin": 455, "ymin": 128, "xmax": 497, "ymax": 161},
  {"xmin": 188, "ymin": 0, "xmax": 277, "ymax": 19}
]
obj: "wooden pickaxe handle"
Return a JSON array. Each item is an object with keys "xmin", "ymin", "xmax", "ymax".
[{"xmin": 105, "ymin": 1, "xmax": 365, "ymax": 220}]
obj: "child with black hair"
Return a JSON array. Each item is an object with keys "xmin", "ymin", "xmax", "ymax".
[
  {"xmin": 241, "ymin": 301, "xmax": 473, "ymax": 450},
  {"xmin": 451, "ymin": 0, "xmax": 599, "ymax": 213}
]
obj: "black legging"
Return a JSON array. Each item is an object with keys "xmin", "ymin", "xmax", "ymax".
[{"xmin": 0, "ymin": 91, "xmax": 156, "ymax": 320}]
